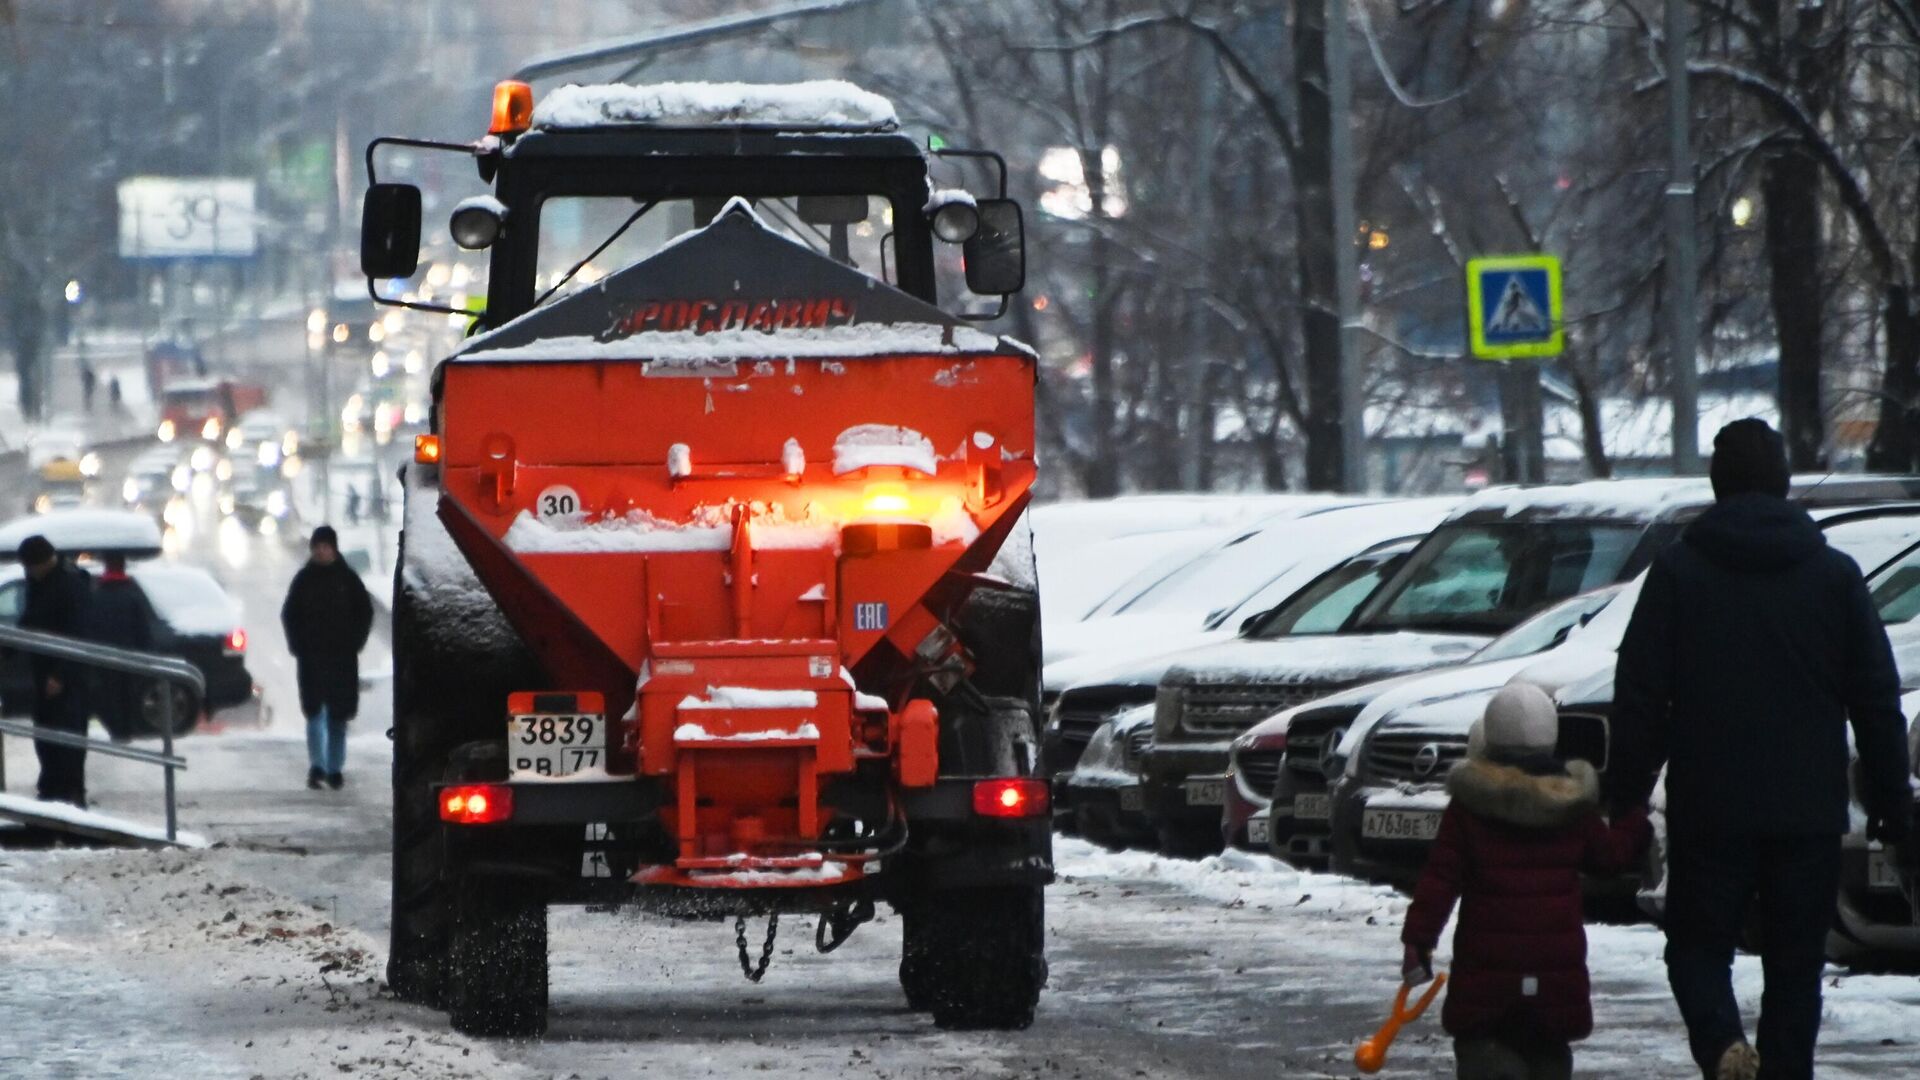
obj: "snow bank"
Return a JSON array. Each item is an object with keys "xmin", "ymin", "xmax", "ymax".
[
  {"xmin": 534, "ymin": 80, "xmax": 897, "ymax": 131},
  {"xmin": 678, "ymin": 687, "xmax": 820, "ymax": 710},
  {"xmin": 832, "ymin": 424, "xmax": 938, "ymax": 476},
  {"xmin": 458, "ymin": 324, "xmax": 1008, "ymax": 364},
  {"xmin": 0, "ymin": 792, "xmax": 207, "ymax": 848},
  {"xmin": 505, "ymin": 504, "xmax": 838, "ymax": 554},
  {"xmin": 1054, "ymin": 837, "xmax": 1406, "ymax": 920}
]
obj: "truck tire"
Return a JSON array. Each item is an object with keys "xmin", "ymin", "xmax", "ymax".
[
  {"xmin": 923, "ymin": 885, "xmax": 1046, "ymax": 1030},
  {"xmin": 952, "ymin": 585, "xmax": 1041, "ymax": 712},
  {"xmin": 386, "ymin": 522, "xmax": 540, "ymax": 1008},
  {"xmin": 446, "ymin": 878, "xmax": 549, "ymax": 1038},
  {"xmin": 897, "ymin": 901, "xmax": 937, "ymax": 1012}
]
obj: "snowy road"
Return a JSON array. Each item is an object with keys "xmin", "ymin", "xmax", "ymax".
[{"xmin": 3, "ymin": 484, "xmax": 1920, "ymax": 1078}]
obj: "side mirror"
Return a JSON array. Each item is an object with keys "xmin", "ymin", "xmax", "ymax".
[
  {"xmin": 360, "ymin": 183, "xmax": 422, "ymax": 279},
  {"xmin": 1239, "ymin": 610, "xmax": 1268, "ymax": 636},
  {"xmin": 963, "ymin": 198, "xmax": 1025, "ymax": 296}
]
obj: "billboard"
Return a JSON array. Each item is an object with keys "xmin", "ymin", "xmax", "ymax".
[{"xmin": 118, "ymin": 177, "xmax": 259, "ymax": 258}]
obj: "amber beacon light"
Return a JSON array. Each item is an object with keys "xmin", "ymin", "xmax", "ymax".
[{"xmin": 490, "ymin": 80, "xmax": 534, "ymax": 136}]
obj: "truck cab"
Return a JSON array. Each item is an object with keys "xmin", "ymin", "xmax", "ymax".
[{"xmin": 362, "ymin": 80, "xmax": 1046, "ymax": 1038}]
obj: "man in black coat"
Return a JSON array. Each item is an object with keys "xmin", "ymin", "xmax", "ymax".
[
  {"xmin": 18, "ymin": 535, "xmax": 94, "ymax": 807},
  {"xmin": 85, "ymin": 553, "xmax": 154, "ymax": 740},
  {"xmin": 280, "ymin": 525, "xmax": 374, "ymax": 790},
  {"xmin": 1611, "ymin": 420, "xmax": 1914, "ymax": 1080}
]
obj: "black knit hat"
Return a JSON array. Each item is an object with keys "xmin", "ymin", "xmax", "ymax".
[
  {"xmin": 16, "ymin": 534, "xmax": 54, "ymax": 565},
  {"xmin": 1709, "ymin": 418, "xmax": 1790, "ymax": 500},
  {"xmin": 310, "ymin": 525, "xmax": 340, "ymax": 550}
]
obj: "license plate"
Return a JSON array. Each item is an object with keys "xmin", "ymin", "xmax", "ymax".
[
  {"xmin": 1118, "ymin": 787, "xmax": 1145, "ymax": 812},
  {"xmin": 1185, "ymin": 779, "xmax": 1226, "ymax": 806},
  {"xmin": 1292, "ymin": 793, "xmax": 1331, "ymax": 821},
  {"xmin": 1247, "ymin": 816, "xmax": 1271, "ymax": 845},
  {"xmin": 1869, "ymin": 849, "xmax": 1904, "ymax": 892},
  {"xmin": 509, "ymin": 713, "xmax": 604, "ymax": 778},
  {"xmin": 1362, "ymin": 808, "xmax": 1442, "ymax": 841}
]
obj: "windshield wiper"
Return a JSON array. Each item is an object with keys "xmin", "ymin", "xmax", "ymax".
[{"xmin": 534, "ymin": 199, "xmax": 659, "ymax": 308}]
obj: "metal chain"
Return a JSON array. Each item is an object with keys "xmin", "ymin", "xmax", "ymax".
[{"xmin": 735, "ymin": 914, "xmax": 778, "ymax": 983}]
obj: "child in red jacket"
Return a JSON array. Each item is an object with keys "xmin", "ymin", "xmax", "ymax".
[{"xmin": 1401, "ymin": 681, "xmax": 1651, "ymax": 1080}]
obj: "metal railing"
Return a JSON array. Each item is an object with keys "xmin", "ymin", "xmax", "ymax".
[{"xmin": 0, "ymin": 623, "xmax": 202, "ymax": 843}]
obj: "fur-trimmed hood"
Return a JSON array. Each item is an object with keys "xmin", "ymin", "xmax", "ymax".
[{"xmin": 1446, "ymin": 758, "xmax": 1600, "ymax": 829}]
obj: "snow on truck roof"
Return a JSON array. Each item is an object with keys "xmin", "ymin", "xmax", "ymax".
[
  {"xmin": 453, "ymin": 201, "xmax": 1030, "ymax": 366},
  {"xmin": 532, "ymin": 80, "xmax": 898, "ymax": 132}
]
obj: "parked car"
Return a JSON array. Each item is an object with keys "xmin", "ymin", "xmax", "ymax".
[
  {"xmin": 1329, "ymin": 503, "xmax": 1920, "ymax": 892},
  {"xmin": 0, "ymin": 510, "xmax": 252, "ymax": 737},
  {"xmin": 1090, "ymin": 535, "xmax": 1434, "ymax": 854},
  {"xmin": 1059, "ymin": 703, "xmax": 1158, "ymax": 849},
  {"xmin": 1043, "ymin": 497, "xmax": 1436, "ymax": 670},
  {"xmin": 1228, "ymin": 585, "xmax": 1623, "ymax": 857},
  {"xmin": 1042, "ymin": 500, "xmax": 1458, "ymax": 778}
]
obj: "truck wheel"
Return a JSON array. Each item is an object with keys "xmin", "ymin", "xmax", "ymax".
[
  {"xmin": 952, "ymin": 585, "xmax": 1040, "ymax": 710},
  {"xmin": 386, "ymin": 523, "xmax": 539, "ymax": 1009},
  {"xmin": 446, "ymin": 879, "xmax": 549, "ymax": 1038},
  {"xmin": 897, "ymin": 901, "xmax": 938, "ymax": 1012},
  {"xmin": 924, "ymin": 885, "xmax": 1046, "ymax": 1031}
]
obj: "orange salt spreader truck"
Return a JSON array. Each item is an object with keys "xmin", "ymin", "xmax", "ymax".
[{"xmin": 359, "ymin": 80, "xmax": 1047, "ymax": 1037}]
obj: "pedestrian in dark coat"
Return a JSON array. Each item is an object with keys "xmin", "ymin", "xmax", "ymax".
[
  {"xmin": 1402, "ymin": 681, "xmax": 1651, "ymax": 1080},
  {"xmin": 17, "ymin": 535, "xmax": 94, "ymax": 807},
  {"xmin": 280, "ymin": 525, "xmax": 373, "ymax": 790},
  {"xmin": 85, "ymin": 553, "xmax": 154, "ymax": 741},
  {"xmin": 1610, "ymin": 419, "xmax": 1915, "ymax": 1080}
]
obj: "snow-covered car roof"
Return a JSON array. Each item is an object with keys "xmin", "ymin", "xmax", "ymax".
[
  {"xmin": 1450, "ymin": 473, "xmax": 1920, "ymax": 526},
  {"xmin": 128, "ymin": 563, "xmax": 242, "ymax": 637},
  {"xmin": 532, "ymin": 80, "xmax": 898, "ymax": 132},
  {"xmin": 0, "ymin": 510, "xmax": 164, "ymax": 558}
]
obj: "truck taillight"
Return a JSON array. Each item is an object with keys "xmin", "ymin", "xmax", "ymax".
[
  {"xmin": 972, "ymin": 778, "xmax": 1049, "ymax": 819},
  {"xmin": 441, "ymin": 784, "xmax": 513, "ymax": 825},
  {"xmin": 224, "ymin": 628, "xmax": 247, "ymax": 655}
]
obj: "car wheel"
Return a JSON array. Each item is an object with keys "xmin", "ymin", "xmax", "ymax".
[{"xmin": 139, "ymin": 681, "xmax": 201, "ymax": 737}]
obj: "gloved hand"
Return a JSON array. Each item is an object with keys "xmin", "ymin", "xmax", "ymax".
[
  {"xmin": 1868, "ymin": 808, "xmax": 1913, "ymax": 846},
  {"xmin": 1401, "ymin": 944, "xmax": 1433, "ymax": 987}
]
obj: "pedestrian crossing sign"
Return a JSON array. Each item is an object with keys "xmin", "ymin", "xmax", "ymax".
[{"xmin": 1466, "ymin": 254, "xmax": 1563, "ymax": 360}]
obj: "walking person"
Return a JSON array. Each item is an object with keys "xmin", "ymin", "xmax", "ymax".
[
  {"xmin": 17, "ymin": 536, "xmax": 94, "ymax": 807},
  {"xmin": 85, "ymin": 553, "xmax": 154, "ymax": 741},
  {"xmin": 1610, "ymin": 419, "xmax": 1915, "ymax": 1080},
  {"xmin": 280, "ymin": 525, "xmax": 374, "ymax": 790},
  {"xmin": 1399, "ymin": 682, "xmax": 1651, "ymax": 1080},
  {"xmin": 79, "ymin": 360, "xmax": 97, "ymax": 414}
]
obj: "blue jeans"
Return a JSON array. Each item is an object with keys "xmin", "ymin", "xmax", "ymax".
[{"xmin": 306, "ymin": 705, "xmax": 348, "ymax": 776}]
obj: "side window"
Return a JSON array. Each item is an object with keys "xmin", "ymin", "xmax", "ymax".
[
  {"xmin": 1386, "ymin": 532, "xmax": 1513, "ymax": 619},
  {"xmin": 0, "ymin": 582, "xmax": 21, "ymax": 625}
]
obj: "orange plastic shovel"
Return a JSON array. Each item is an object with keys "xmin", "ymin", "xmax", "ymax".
[{"xmin": 1354, "ymin": 973, "xmax": 1447, "ymax": 1074}]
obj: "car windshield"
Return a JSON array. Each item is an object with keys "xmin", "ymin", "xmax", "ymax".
[
  {"xmin": 1245, "ymin": 553, "xmax": 1403, "ymax": 639},
  {"xmin": 1356, "ymin": 521, "xmax": 1642, "ymax": 636},
  {"xmin": 1472, "ymin": 587, "xmax": 1621, "ymax": 662},
  {"xmin": 1870, "ymin": 540, "xmax": 1920, "ymax": 624}
]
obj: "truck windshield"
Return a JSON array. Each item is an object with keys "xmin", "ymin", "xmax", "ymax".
[
  {"xmin": 537, "ymin": 195, "xmax": 897, "ymax": 300},
  {"xmin": 1245, "ymin": 553, "xmax": 1403, "ymax": 640},
  {"xmin": 1355, "ymin": 521, "xmax": 1642, "ymax": 637}
]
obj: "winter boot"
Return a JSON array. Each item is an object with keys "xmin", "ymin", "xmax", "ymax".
[
  {"xmin": 307, "ymin": 767, "xmax": 324, "ymax": 791},
  {"xmin": 327, "ymin": 772, "xmax": 345, "ymax": 791},
  {"xmin": 1716, "ymin": 1041, "xmax": 1760, "ymax": 1080}
]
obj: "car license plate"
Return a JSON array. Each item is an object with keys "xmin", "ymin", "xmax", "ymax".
[
  {"xmin": 1118, "ymin": 787, "xmax": 1145, "ymax": 812},
  {"xmin": 1185, "ymin": 778, "xmax": 1226, "ymax": 806},
  {"xmin": 509, "ymin": 713, "xmax": 604, "ymax": 778},
  {"xmin": 1247, "ymin": 816, "xmax": 1271, "ymax": 845},
  {"xmin": 1362, "ymin": 808, "xmax": 1442, "ymax": 841},
  {"xmin": 1292, "ymin": 793, "xmax": 1331, "ymax": 821},
  {"xmin": 1869, "ymin": 849, "xmax": 1904, "ymax": 892}
]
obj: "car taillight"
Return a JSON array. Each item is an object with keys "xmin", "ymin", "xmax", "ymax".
[
  {"xmin": 972, "ymin": 778, "xmax": 1050, "ymax": 818},
  {"xmin": 440, "ymin": 784, "xmax": 513, "ymax": 825},
  {"xmin": 224, "ymin": 628, "xmax": 247, "ymax": 655}
]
